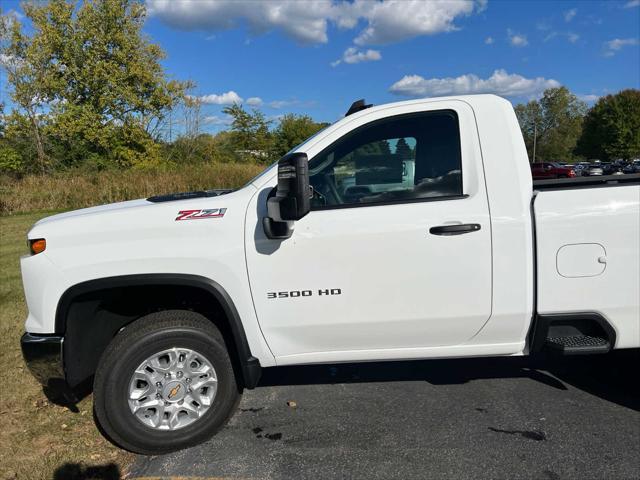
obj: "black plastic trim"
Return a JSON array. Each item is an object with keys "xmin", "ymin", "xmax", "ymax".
[
  {"xmin": 533, "ymin": 173, "xmax": 640, "ymax": 190},
  {"xmin": 55, "ymin": 274, "xmax": 262, "ymax": 388},
  {"xmin": 312, "ymin": 194, "xmax": 469, "ymax": 212},
  {"xmin": 530, "ymin": 312, "xmax": 616, "ymax": 354},
  {"xmin": 262, "ymin": 217, "xmax": 294, "ymax": 239},
  {"xmin": 345, "ymin": 99, "xmax": 373, "ymax": 116},
  {"xmin": 526, "ymin": 193, "xmax": 540, "ymax": 351},
  {"xmin": 147, "ymin": 189, "xmax": 233, "ymax": 203},
  {"xmin": 21, "ymin": 333, "xmax": 65, "ymax": 385}
]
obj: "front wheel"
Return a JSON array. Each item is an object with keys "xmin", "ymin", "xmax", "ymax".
[{"xmin": 93, "ymin": 310, "xmax": 240, "ymax": 454}]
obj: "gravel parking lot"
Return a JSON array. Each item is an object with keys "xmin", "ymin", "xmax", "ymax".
[{"xmin": 129, "ymin": 350, "xmax": 639, "ymax": 480}]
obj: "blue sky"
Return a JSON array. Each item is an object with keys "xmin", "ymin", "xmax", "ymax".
[{"xmin": 2, "ymin": 0, "xmax": 640, "ymax": 132}]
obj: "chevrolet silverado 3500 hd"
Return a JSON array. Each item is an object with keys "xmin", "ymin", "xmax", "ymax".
[{"xmin": 20, "ymin": 95, "xmax": 640, "ymax": 454}]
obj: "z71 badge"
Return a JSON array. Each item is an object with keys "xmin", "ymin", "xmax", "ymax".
[{"xmin": 175, "ymin": 208, "xmax": 227, "ymax": 221}]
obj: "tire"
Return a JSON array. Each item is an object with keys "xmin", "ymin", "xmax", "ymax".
[{"xmin": 93, "ymin": 310, "xmax": 241, "ymax": 454}]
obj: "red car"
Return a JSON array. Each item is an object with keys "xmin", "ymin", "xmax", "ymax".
[{"xmin": 530, "ymin": 162, "xmax": 576, "ymax": 180}]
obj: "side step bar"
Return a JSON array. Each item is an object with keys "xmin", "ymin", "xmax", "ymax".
[
  {"xmin": 530, "ymin": 313, "xmax": 616, "ymax": 356},
  {"xmin": 545, "ymin": 335, "xmax": 610, "ymax": 355}
]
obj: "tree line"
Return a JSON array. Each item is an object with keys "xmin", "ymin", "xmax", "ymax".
[
  {"xmin": 514, "ymin": 87, "xmax": 640, "ymax": 163},
  {"xmin": 1, "ymin": 0, "xmax": 639, "ymax": 177},
  {"xmin": 0, "ymin": 0, "xmax": 327, "ymax": 175}
]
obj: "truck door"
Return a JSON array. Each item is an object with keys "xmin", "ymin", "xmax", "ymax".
[{"xmin": 245, "ymin": 105, "xmax": 492, "ymax": 362}]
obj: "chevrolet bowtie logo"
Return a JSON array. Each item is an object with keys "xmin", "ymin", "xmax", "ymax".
[{"xmin": 168, "ymin": 384, "xmax": 182, "ymax": 399}]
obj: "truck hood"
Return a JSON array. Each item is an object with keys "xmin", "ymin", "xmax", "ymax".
[
  {"xmin": 34, "ymin": 189, "xmax": 236, "ymax": 228},
  {"xmin": 24, "ymin": 184, "xmax": 258, "ymax": 305},
  {"xmin": 28, "ymin": 187, "xmax": 252, "ymax": 241},
  {"xmin": 34, "ymin": 198, "xmax": 152, "ymax": 227}
]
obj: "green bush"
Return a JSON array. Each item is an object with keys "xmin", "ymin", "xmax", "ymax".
[{"xmin": 0, "ymin": 146, "xmax": 24, "ymax": 174}]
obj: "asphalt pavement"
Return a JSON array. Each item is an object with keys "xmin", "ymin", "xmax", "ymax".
[{"xmin": 130, "ymin": 350, "xmax": 640, "ymax": 480}]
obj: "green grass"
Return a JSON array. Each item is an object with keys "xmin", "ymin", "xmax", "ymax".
[{"xmin": 0, "ymin": 212, "xmax": 133, "ymax": 480}]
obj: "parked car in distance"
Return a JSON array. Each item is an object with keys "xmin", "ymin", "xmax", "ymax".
[
  {"xmin": 573, "ymin": 162, "xmax": 592, "ymax": 176},
  {"xmin": 599, "ymin": 163, "xmax": 621, "ymax": 175},
  {"xmin": 588, "ymin": 164, "xmax": 604, "ymax": 176},
  {"xmin": 623, "ymin": 160, "xmax": 640, "ymax": 174},
  {"xmin": 530, "ymin": 162, "xmax": 576, "ymax": 180}
]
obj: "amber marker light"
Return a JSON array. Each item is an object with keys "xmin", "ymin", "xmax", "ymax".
[{"xmin": 29, "ymin": 238, "xmax": 46, "ymax": 255}]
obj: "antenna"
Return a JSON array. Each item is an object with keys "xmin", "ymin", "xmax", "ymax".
[{"xmin": 345, "ymin": 99, "xmax": 373, "ymax": 116}]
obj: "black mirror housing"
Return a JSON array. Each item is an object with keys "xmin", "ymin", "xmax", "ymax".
[
  {"xmin": 263, "ymin": 152, "xmax": 311, "ymax": 239},
  {"xmin": 267, "ymin": 152, "xmax": 311, "ymax": 222}
]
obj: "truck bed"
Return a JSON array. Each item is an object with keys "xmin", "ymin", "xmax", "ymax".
[{"xmin": 533, "ymin": 179, "xmax": 640, "ymax": 350}]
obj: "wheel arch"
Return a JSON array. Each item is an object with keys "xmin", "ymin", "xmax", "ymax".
[{"xmin": 56, "ymin": 274, "xmax": 261, "ymax": 391}]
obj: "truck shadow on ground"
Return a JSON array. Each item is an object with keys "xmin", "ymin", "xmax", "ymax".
[{"xmin": 258, "ymin": 349, "xmax": 639, "ymax": 412}]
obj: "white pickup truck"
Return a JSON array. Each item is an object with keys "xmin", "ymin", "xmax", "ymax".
[{"xmin": 21, "ymin": 95, "xmax": 640, "ymax": 454}]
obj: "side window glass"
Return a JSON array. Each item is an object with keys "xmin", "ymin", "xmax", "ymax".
[{"xmin": 309, "ymin": 111, "xmax": 462, "ymax": 209}]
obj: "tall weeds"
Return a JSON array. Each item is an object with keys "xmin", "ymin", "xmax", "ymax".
[{"xmin": 0, "ymin": 163, "xmax": 265, "ymax": 214}]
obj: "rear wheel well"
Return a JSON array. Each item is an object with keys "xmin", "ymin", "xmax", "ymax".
[{"xmin": 61, "ymin": 280, "xmax": 258, "ymax": 391}]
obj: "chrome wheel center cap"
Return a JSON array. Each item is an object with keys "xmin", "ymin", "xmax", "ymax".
[{"xmin": 163, "ymin": 381, "xmax": 186, "ymax": 402}]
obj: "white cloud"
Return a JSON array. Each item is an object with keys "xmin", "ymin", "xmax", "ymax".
[
  {"xmin": 624, "ymin": 0, "xmax": 640, "ymax": 8},
  {"xmin": 203, "ymin": 115, "xmax": 233, "ymax": 125},
  {"xmin": 146, "ymin": 0, "xmax": 333, "ymax": 44},
  {"xmin": 536, "ymin": 20, "xmax": 552, "ymax": 31},
  {"xmin": 567, "ymin": 32, "xmax": 579, "ymax": 43},
  {"xmin": 485, "ymin": 36, "xmax": 494, "ymax": 45},
  {"xmin": 268, "ymin": 100, "xmax": 296, "ymax": 109},
  {"xmin": 146, "ymin": 0, "xmax": 485, "ymax": 46},
  {"xmin": 267, "ymin": 114, "xmax": 285, "ymax": 122},
  {"xmin": 246, "ymin": 97, "xmax": 263, "ymax": 106},
  {"xmin": 545, "ymin": 31, "xmax": 580, "ymax": 43},
  {"xmin": 198, "ymin": 91, "xmax": 243, "ymax": 105},
  {"xmin": 603, "ymin": 38, "xmax": 640, "ymax": 57},
  {"xmin": 346, "ymin": 0, "xmax": 482, "ymax": 46},
  {"xmin": 265, "ymin": 99, "xmax": 317, "ymax": 109},
  {"xmin": 578, "ymin": 94, "xmax": 600, "ymax": 103},
  {"xmin": 389, "ymin": 69, "xmax": 560, "ymax": 98},
  {"xmin": 331, "ymin": 47, "xmax": 381, "ymax": 67},
  {"xmin": 564, "ymin": 8, "xmax": 577, "ymax": 22},
  {"xmin": 195, "ymin": 93, "xmax": 310, "ymax": 109},
  {"xmin": 507, "ymin": 29, "xmax": 528, "ymax": 47}
]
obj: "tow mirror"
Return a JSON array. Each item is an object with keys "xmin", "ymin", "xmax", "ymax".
[{"xmin": 263, "ymin": 152, "xmax": 311, "ymax": 240}]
